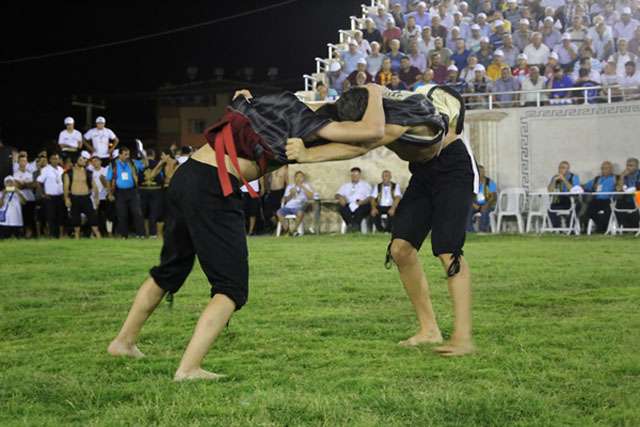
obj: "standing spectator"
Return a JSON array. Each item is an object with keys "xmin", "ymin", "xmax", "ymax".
[
  {"xmin": 407, "ymin": 40, "xmax": 427, "ymax": 72},
  {"xmin": 524, "ymin": 32, "xmax": 551, "ymax": 67},
  {"xmin": 89, "ymin": 156, "xmax": 114, "ymax": 237},
  {"xmin": 369, "ymin": 3, "xmax": 394, "ymax": 33},
  {"xmin": 512, "ymin": 19, "xmax": 533, "ymax": 52},
  {"xmin": 63, "ymin": 152, "xmax": 100, "ymax": 239},
  {"xmin": 615, "ymin": 157, "xmax": 640, "ymax": 229},
  {"xmin": 547, "ymin": 161, "xmax": 580, "ymax": 228},
  {"xmin": 460, "ymin": 54, "xmax": 479, "ymax": 81},
  {"xmin": 387, "ymin": 72, "xmax": 410, "ymax": 90},
  {"xmin": 36, "ymin": 153, "xmax": 66, "ymax": 238},
  {"xmin": 366, "ymin": 41, "xmax": 384, "ymax": 75},
  {"xmin": 370, "ymin": 170, "xmax": 402, "ymax": 233},
  {"xmin": 375, "ymin": 57, "xmax": 394, "ymax": 85},
  {"xmin": 241, "ymin": 178, "xmax": 264, "ymax": 235},
  {"xmin": 383, "ymin": 19, "xmax": 403, "ymax": 53},
  {"xmin": 363, "ymin": 17, "xmax": 383, "ymax": 45},
  {"xmin": 176, "ymin": 146, "xmax": 192, "ymax": 165},
  {"xmin": 276, "ymin": 171, "xmax": 313, "ymax": 237},
  {"xmin": 328, "ymin": 62, "xmax": 348, "ymax": 95},
  {"xmin": 546, "ymin": 66, "xmax": 575, "ymax": 104},
  {"xmin": 398, "ymin": 56, "xmax": 423, "ymax": 89},
  {"xmin": 138, "ymin": 149, "xmax": 165, "ymax": 238},
  {"xmin": 467, "ymin": 166, "xmax": 497, "ymax": 232},
  {"xmin": 554, "ymin": 33, "xmax": 580, "ymax": 71},
  {"xmin": 476, "ymin": 36, "xmax": 494, "ymax": 68},
  {"xmin": 443, "ymin": 65, "xmax": 467, "ymax": 93},
  {"xmin": 32, "ymin": 154, "xmax": 48, "ymax": 237},
  {"xmin": 344, "ymin": 58, "xmax": 374, "ymax": 92},
  {"xmin": 583, "ymin": 161, "xmax": 618, "ymax": 233},
  {"xmin": 13, "ymin": 154, "xmax": 36, "ymax": 237},
  {"xmin": 83, "ymin": 116, "xmax": 119, "ymax": 164},
  {"xmin": 264, "ymin": 165, "xmax": 288, "ymax": 234},
  {"xmin": 58, "ymin": 117, "xmax": 82, "ymax": 154},
  {"xmin": 106, "ymin": 147, "xmax": 145, "ymax": 238},
  {"xmin": 450, "ymin": 38, "xmax": 472, "ymax": 70},
  {"xmin": 386, "ymin": 39, "xmax": 405, "ymax": 72},
  {"xmin": 335, "ymin": 167, "xmax": 372, "ymax": 233},
  {"xmin": 466, "ymin": 64, "xmax": 494, "ymax": 109},
  {"xmin": 429, "ymin": 52, "xmax": 448, "ymax": 83},
  {"xmin": 493, "ymin": 65, "xmax": 521, "ymax": 107},
  {"xmin": 0, "ymin": 176, "xmax": 26, "ymax": 239},
  {"xmin": 520, "ymin": 66, "xmax": 548, "ymax": 106}
]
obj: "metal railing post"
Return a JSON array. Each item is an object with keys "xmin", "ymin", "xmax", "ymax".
[{"xmin": 607, "ymin": 87, "xmax": 612, "ymax": 103}]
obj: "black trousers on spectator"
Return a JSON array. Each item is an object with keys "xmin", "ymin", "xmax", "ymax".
[
  {"xmin": 586, "ymin": 198, "xmax": 612, "ymax": 233},
  {"xmin": 70, "ymin": 194, "xmax": 98, "ymax": 227},
  {"xmin": 340, "ymin": 204, "xmax": 371, "ymax": 230},
  {"xmin": 96, "ymin": 199, "xmax": 116, "ymax": 234},
  {"xmin": 0, "ymin": 225, "xmax": 22, "ymax": 239},
  {"xmin": 45, "ymin": 195, "xmax": 66, "ymax": 237},
  {"xmin": 115, "ymin": 188, "xmax": 145, "ymax": 237},
  {"xmin": 373, "ymin": 205, "xmax": 394, "ymax": 232},
  {"xmin": 21, "ymin": 201, "xmax": 35, "ymax": 231},
  {"xmin": 615, "ymin": 199, "xmax": 640, "ymax": 229},
  {"xmin": 140, "ymin": 188, "xmax": 164, "ymax": 236},
  {"xmin": 264, "ymin": 189, "xmax": 285, "ymax": 220}
]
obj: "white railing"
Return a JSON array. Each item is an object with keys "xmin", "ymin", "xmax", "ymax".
[
  {"xmin": 303, "ymin": 74, "xmax": 321, "ymax": 92},
  {"xmin": 315, "ymin": 57, "xmax": 330, "ymax": 74}
]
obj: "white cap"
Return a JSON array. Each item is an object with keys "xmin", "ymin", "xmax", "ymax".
[
  {"xmin": 111, "ymin": 149, "xmax": 119, "ymax": 158},
  {"xmin": 494, "ymin": 19, "xmax": 505, "ymax": 26},
  {"xmin": 365, "ymin": 17, "xmax": 374, "ymax": 23},
  {"xmin": 348, "ymin": 39, "xmax": 358, "ymax": 46},
  {"xmin": 477, "ymin": 12, "xmax": 487, "ymax": 19},
  {"xmin": 460, "ymin": 1, "xmax": 468, "ymax": 6},
  {"xmin": 561, "ymin": 33, "xmax": 571, "ymax": 40},
  {"xmin": 518, "ymin": 53, "xmax": 528, "ymax": 60},
  {"xmin": 519, "ymin": 18, "xmax": 530, "ymax": 25},
  {"xmin": 452, "ymin": 26, "xmax": 460, "ymax": 32},
  {"xmin": 417, "ymin": 1, "xmax": 427, "ymax": 7},
  {"xmin": 96, "ymin": 116, "xmax": 106, "ymax": 124},
  {"xmin": 447, "ymin": 65, "xmax": 459, "ymax": 72},
  {"xmin": 357, "ymin": 58, "xmax": 367, "ymax": 65},
  {"xmin": 329, "ymin": 62, "xmax": 341, "ymax": 72},
  {"xmin": 4, "ymin": 175, "xmax": 14, "ymax": 184},
  {"xmin": 544, "ymin": 16, "xmax": 554, "ymax": 23},
  {"xmin": 507, "ymin": 0, "xmax": 517, "ymax": 3},
  {"xmin": 377, "ymin": 3, "xmax": 386, "ymax": 9},
  {"xmin": 387, "ymin": 18, "xmax": 396, "ymax": 24},
  {"xmin": 480, "ymin": 36, "xmax": 489, "ymax": 43},
  {"xmin": 474, "ymin": 64, "xmax": 486, "ymax": 72},
  {"xmin": 494, "ymin": 49, "xmax": 504, "ymax": 56},
  {"xmin": 454, "ymin": 11, "xmax": 462, "ymax": 16},
  {"xmin": 64, "ymin": 117, "xmax": 74, "ymax": 125},
  {"xmin": 619, "ymin": 37, "xmax": 628, "ymax": 42},
  {"xmin": 471, "ymin": 23, "xmax": 480, "ymax": 30},
  {"xmin": 549, "ymin": 51, "xmax": 559, "ymax": 60},
  {"xmin": 80, "ymin": 150, "xmax": 91, "ymax": 160},
  {"xmin": 622, "ymin": 7, "xmax": 632, "ymax": 14}
]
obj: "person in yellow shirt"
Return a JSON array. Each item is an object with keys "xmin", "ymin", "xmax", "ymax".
[{"xmin": 486, "ymin": 50, "xmax": 509, "ymax": 80}]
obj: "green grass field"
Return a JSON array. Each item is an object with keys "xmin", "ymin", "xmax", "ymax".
[{"xmin": 1, "ymin": 234, "xmax": 639, "ymax": 426}]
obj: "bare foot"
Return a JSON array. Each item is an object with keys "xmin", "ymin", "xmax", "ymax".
[
  {"xmin": 433, "ymin": 340, "xmax": 476, "ymax": 357},
  {"xmin": 107, "ymin": 339, "xmax": 145, "ymax": 358},
  {"xmin": 398, "ymin": 330, "xmax": 443, "ymax": 347},
  {"xmin": 174, "ymin": 368, "xmax": 226, "ymax": 381}
]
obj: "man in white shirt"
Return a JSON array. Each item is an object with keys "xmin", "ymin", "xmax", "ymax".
[
  {"xmin": 620, "ymin": 60, "xmax": 640, "ymax": 99},
  {"xmin": 0, "ymin": 176, "xmax": 26, "ymax": 239},
  {"xmin": 524, "ymin": 32, "xmax": 551, "ymax": 66},
  {"xmin": 520, "ymin": 66, "xmax": 548, "ymax": 106},
  {"xmin": 335, "ymin": 167, "xmax": 373, "ymax": 232},
  {"xmin": 13, "ymin": 153, "xmax": 37, "ymax": 237},
  {"xmin": 614, "ymin": 7, "xmax": 640, "ymax": 41},
  {"xmin": 276, "ymin": 171, "xmax": 314, "ymax": 236},
  {"xmin": 89, "ymin": 156, "xmax": 115, "ymax": 236},
  {"xmin": 370, "ymin": 170, "xmax": 402, "ymax": 232},
  {"xmin": 83, "ymin": 116, "xmax": 119, "ymax": 164},
  {"xmin": 36, "ymin": 153, "xmax": 66, "ymax": 238},
  {"xmin": 58, "ymin": 117, "xmax": 82, "ymax": 153}
]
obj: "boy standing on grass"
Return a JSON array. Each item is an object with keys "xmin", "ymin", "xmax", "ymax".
[{"xmin": 108, "ymin": 86, "xmax": 387, "ymax": 380}]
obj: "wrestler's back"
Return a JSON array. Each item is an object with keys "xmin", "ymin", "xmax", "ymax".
[{"xmin": 192, "ymin": 143, "xmax": 264, "ymax": 182}]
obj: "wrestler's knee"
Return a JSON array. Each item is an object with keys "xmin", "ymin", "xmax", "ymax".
[{"xmin": 390, "ymin": 239, "xmax": 417, "ymax": 266}]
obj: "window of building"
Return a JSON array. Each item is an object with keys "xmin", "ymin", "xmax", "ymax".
[{"xmin": 188, "ymin": 119, "xmax": 206, "ymax": 134}]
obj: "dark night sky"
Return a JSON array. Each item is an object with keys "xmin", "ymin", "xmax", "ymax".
[{"xmin": 0, "ymin": 0, "xmax": 363, "ymax": 152}]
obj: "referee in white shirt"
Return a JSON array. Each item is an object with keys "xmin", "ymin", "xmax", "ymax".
[
  {"xmin": 36, "ymin": 153, "xmax": 66, "ymax": 238},
  {"xmin": 335, "ymin": 167, "xmax": 373, "ymax": 232}
]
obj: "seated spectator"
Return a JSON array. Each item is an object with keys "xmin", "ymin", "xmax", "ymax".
[
  {"xmin": 487, "ymin": 50, "xmax": 509, "ymax": 80},
  {"xmin": 431, "ymin": 15, "xmax": 448, "ymax": 40},
  {"xmin": 335, "ymin": 167, "xmax": 372, "ymax": 233},
  {"xmin": 588, "ymin": 21, "xmax": 614, "ymax": 62},
  {"xmin": 609, "ymin": 38, "xmax": 638, "ymax": 76},
  {"xmin": 383, "ymin": 19, "xmax": 403, "ymax": 53},
  {"xmin": 489, "ymin": 20, "xmax": 507, "ymax": 51},
  {"xmin": 614, "ymin": 7, "xmax": 639, "ymax": 40},
  {"xmin": 366, "ymin": 41, "xmax": 384, "ymax": 75},
  {"xmin": 353, "ymin": 30, "xmax": 371, "ymax": 57},
  {"xmin": 467, "ymin": 24, "xmax": 483, "ymax": 53},
  {"xmin": 601, "ymin": 58, "xmax": 624, "ymax": 100},
  {"xmin": 375, "ymin": 57, "xmax": 394, "ymax": 85},
  {"xmin": 368, "ymin": 3, "xmax": 393, "ymax": 33},
  {"xmin": 493, "ymin": 65, "xmax": 520, "ymax": 108},
  {"xmin": 428, "ymin": 37, "xmax": 452, "ymax": 65},
  {"xmin": 554, "ymin": 33, "xmax": 579, "ymax": 71},
  {"xmin": 387, "ymin": 72, "xmax": 409, "ymax": 90},
  {"xmin": 341, "ymin": 40, "xmax": 365, "ymax": 75},
  {"xmin": 620, "ymin": 60, "xmax": 640, "ymax": 99},
  {"xmin": 407, "ymin": 40, "xmax": 427, "ymax": 72},
  {"xmin": 63, "ymin": 152, "xmax": 100, "ymax": 239},
  {"xmin": 538, "ymin": 7, "xmax": 563, "ymax": 32},
  {"xmin": 601, "ymin": 1, "xmax": 621, "ymax": 26},
  {"xmin": 445, "ymin": 26, "xmax": 461, "ymax": 51},
  {"xmin": 520, "ymin": 66, "xmax": 548, "ymax": 106},
  {"xmin": 476, "ymin": 36, "xmax": 494, "ymax": 68},
  {"xmin": 583, "ymin": 161, "xmax": 618, "ymax": 233},
  {"xmin": 450, "ymin": 38, "xmax": 471, "ymax": 70},
  {"xmin": 544, "ymin": 51, "xmax": 560, "ymax": 80},
  {"xmin": 276, "ymin": 171, "xmax": 313, "ymax": 237},
  {"xmin": 476, "ymin": 12, "xmax": 493, "ymax": 38},
  {"xmin": 512, "ymin": 53, "xmax": 530, "ymax": 85},
  {"xmin": 13, "ymin": 153, "xmax": 36, "ymax": 237},
  {"xmin": 460, "ymin": 54, "xmax": 479, "ymax": 81},
  {"xmin": 541, "ymin": 17, "xmax": 562, "ymax": 50},
  {"xmin": 413, "ymin": 68, "xmax": 435, "ymax": 90},
  {"xmin": 546, "ymin": 65, "xmax": 574, "ymax": 105},
  {"xmin": 386, "ymin": 39, "xmax": 405, "ymax": 72},
  {"xmin": 400, "ymin": 15, "xmax": 422, "ymax": 52},
  {"xmin": 369, "ymin": 170, "xmax": 402, "ymax": 233},
  {"xmin": 567, "ymin": 15, "xmax": 588, "ymax": 49},
  {"xmin": 429, "ymin": 52, "xmax": 448, "ymax": 83},
  {"xmin": 572, "ymin": 56, "xmax": 603, "ymax": 86},
  {"xmin": 501, "ymin": 35, "xmax": 520, "ymax": 68},
  {"xmin": 504, "ymin": 0, "xmax": 522, "ymax": 28},
  {"xmin": 363, "ymin": 17, "xmax": 383, "ymax": 45},
  {"xmin": 466, "ymin": 64, "xmax": 493, "ymax": 109},
  {"xmin": 629, "ymin": 25, "xmax": 640, "ymax": 57},
  {"xmin": 453, "ymin": 11, "xmax": 472, "ymax": 40},
  {"xmin": 418, "ymin": 27, "xmax": 435, "ymax": 58},
  {"xmin": 615, "ymin": 157, "xmax": 640, "ymax": 229},
  {"xmin": 391, "ymin": 2, "xmax": 406, "ymax": 28},
  {"xmin": 328, "ymin": 62, "xmax": 348, "ymax": 95},
  {"xmin": 490, "ymin": 10, "xmax": 512, "ymax": 34},
  {"xmin": 436, "ymin": 3, "xmax": 455, "ymax": 31},
  {"xmin": 344, "ymin": 58, "xmax": 374, "ymax": 92},
  {"xmin": 443, "ymin": 65, "xmax": 466, "ymax": 93},
  {"xmin": 0, "ymin": 176, "xmax": 26, "ymax": 239},
  {"xmin": 573, "ymin": 4, "xmax": 591, "ymax": 27},
  {"xmin": 524, "ymin": 32, "xmax": 551, "ymax": 68},
  {"xmin": 241, "ymin": 178, "xmax": 264, "ymax": 235},
  {"xmin": 467, "ymin": 165, "xmax": 496, "ymax": 232},
  {"xmin": 459, "ymin": 1, "xmax": 474, "ymax": 25},
  {"xmin": 315, "ymin": 82, "xmax": 337, "ymax": 101},
  {"xmin": 547, "ymin": 161, "xmax": 580, "ymax": 228},
  {"xmin": 406, "ymin": 1, "xmax": 431, "ymax": 28},
  {"xmin": 573, "ymin": 47, "xmax": 603, "ymax": 77},
  {"xmin": 398, "ymin": 55, "xmax": 423, "ymax": 89},
  {"xmin": 512, "ymin": 18, "xmax": 532, "ymax": 52}
]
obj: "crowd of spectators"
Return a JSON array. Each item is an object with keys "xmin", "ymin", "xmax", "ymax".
[
  {"xmin": 0, "ymin": 116, "xmax": 191, "ymax": 239},
  {"xmin": 320, "ymin": 0, "xmax": 640, "ymax": 107}
]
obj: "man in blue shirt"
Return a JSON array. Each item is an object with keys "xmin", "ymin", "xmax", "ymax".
[
  {"xmin": 450, "ymin": 38, "xmax": 471, "ymax": 70},
  {"xmin": 106, "ymin": 147, "xmax": 145, "ymax": 238},
  {"xmin": 547, "ymin": 161, "xmax": 580, "ymax": 228},
  {"xmin": 615, "ymin": 157, "xmax": 640, "ymax": 229},
  {"xmin": 547, "ymin": 66, "xmax": 574, "ymax": 105},
  {"xmin": 584, "ymin": 161, "xmax": 618, "ymax": 233},
  {"xmin": 467, "ymin": 165, "xmax": 497, "ymax": 232}
]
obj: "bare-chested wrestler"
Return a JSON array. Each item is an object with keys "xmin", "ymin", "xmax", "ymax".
[
  {"xmin": 107, "ymin": 85, "xmax": 387, "ymax": 380},
  {"xmin": 287, "ymin": 85, "xmax": 478, "ymax": 356}
]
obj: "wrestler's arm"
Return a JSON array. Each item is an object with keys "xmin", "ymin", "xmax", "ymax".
[{"xmin": 287, "ymin": 124, "xmax": 408, "ymax": 163}]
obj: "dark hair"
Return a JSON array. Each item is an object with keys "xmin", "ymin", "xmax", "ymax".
[
  {"xmin": 625, "ymin": 60, "xmax": 636, "ymax": 67},
  {"xmin": 350, "ymin": 167, "xmax": 361, "ymax": 173},
  {"xmin": 162, "ymin": 148, "xmax": 175, "ymax": 159},
  {"xmin": 146, "ymin": 148, "xmax": 156, "ymax": 158},
  {"xmin": 120, "ymin": 146, "xmax": 130, "ymax": 153},
  {"xmin": 181, "ymin": 145, "xmax": 192, "ymax": 155},
  {"xmin": 18, "ymin": 154, "xmax": 27, "ymax": 160},
  {"xmin": 336, "ymin": 87, "xmax": 369, "ymax": 122},
  {"xmin": 579, "ymin": 57, "xmax": 590, "ymax": 65},
  {"xmin": 579, "ymin": 67, "xmax": 589, "ymax": 77}
]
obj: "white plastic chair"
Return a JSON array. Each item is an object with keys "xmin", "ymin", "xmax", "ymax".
[
  {"xmin": 371, "ymin": 213, "xmax": 388, "ymax": 234},
  {"xmin": 472, "ymin": 211, "xmax": 496, "ymax": 233},
  {"xmin": 275, "ymin": 201, "xmax": 305, "ymax": 237},
  {"xmin": 608, "ymin": 200, "xmax": 640, "ymax": 235},
  {"xmin": 340, "ymin": 218, "xmax": 368, "ymax": 234},
  {"xmin": 525, "ymin": 188, "xmax": 549, "ymax": 233},
  {"xmin": 540, "ymin": 195, "xmax": 580, "ymax": 235},
  {"xmin": 495, "ymin": 188, "xmax": 526, "ymax": 233}
]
